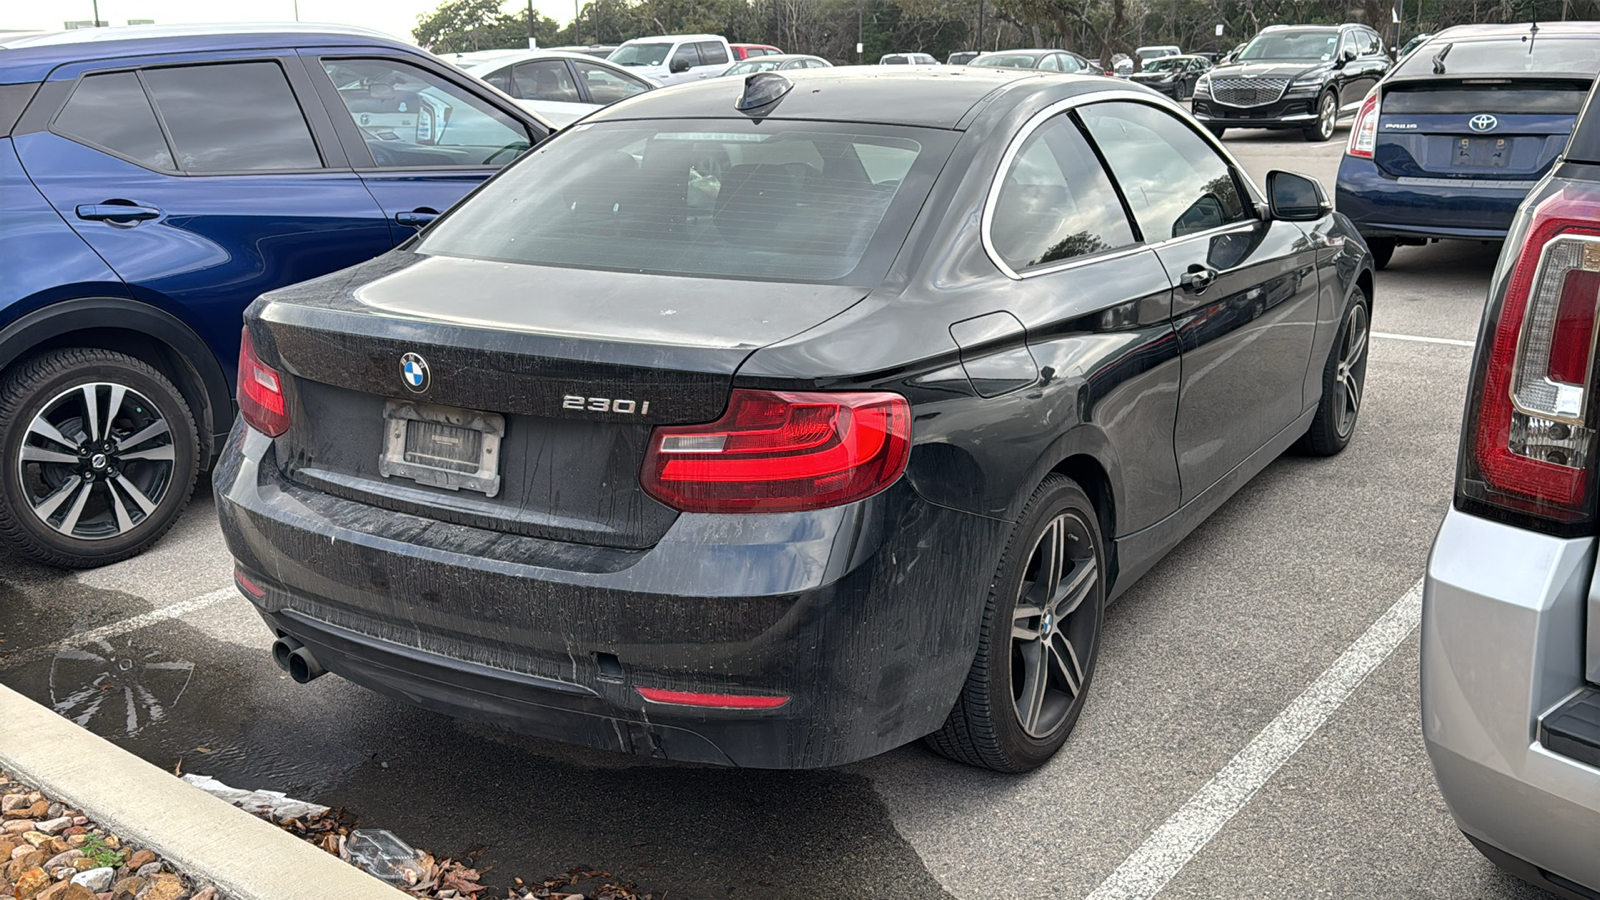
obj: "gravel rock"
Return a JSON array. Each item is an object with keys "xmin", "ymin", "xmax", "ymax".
[
  {"xmin": 37, "ymin": 817, "xmax": 73, "ymax": 835},
  {"xmin": 125, "ymin": 850, "xmax": 157, "ymax": 871},
  {"xmin": 5, "ymin": 819, "xmax": 39, "ymax": 834},
  {"xmin": 71, "ymin": 865, "xmax": 117, "ymax": 892},
  {"xmin": 13, "ymin": 866, "xmax": 51, "ymax": 900},
  {"xmin": 134, "ymin": 873, "xmax": 187, "ymax": 900},
  {"xmin": 44, "ymin": 848, "xmax": 84, "ymax": 868},
  {"xmin": 135, "ymin": 862, "xmax": 162, "ymax": 877},
  {"xmin": 110, "ymin": 876, "xmax": 145, "ymax": 900},
  {"xmin": 46, "ymin": 803, "xmax": 64, "ymax": 819},
  {"xmin": 71, "ymin": 856, "xmax": 102, "ymax": 871},
  {"xmin": 189, "ymin": 888, "xmax": 216, "ymax": 900},
  {"xmin": 0, "ymin": 794, "xmax": 25, "ymax": 813},
  {"xmin": 36, "ymin": 881, "xmax": 99, "ymax": 900},
  {"xmin": 21, "ymin": 831, "xmax": 52, "ymax": 848}
]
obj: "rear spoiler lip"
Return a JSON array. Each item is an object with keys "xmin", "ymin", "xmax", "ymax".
[{"xmin": 1384, "ymin": 72, "xmax": 1598, "ymax": 87}]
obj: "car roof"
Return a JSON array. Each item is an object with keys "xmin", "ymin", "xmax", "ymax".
[
  {"xmin": 0, "ymin": 23, "xmax": 413, "ymax": 84},
  {"xmin": 586, "ymin": 66, "xmax": 1094, "ymax": 130},
  {"xmin": 618, "ymin": 34, "xmax": 724, "ymax": 44},
  {"xmin": 978, "ymin": 49, "xmax": 1059, "ymax": 58},
  {"xmin": 1433, "ymin": 21, "xmax": 1600, "ymax": 39},
  {"xmin": 730, "ymin": 54, "xmax": 822, "ymax": 63},
  {"xmin": 458, "ymin": 49, "xmax": 624, "ymax": 70}
]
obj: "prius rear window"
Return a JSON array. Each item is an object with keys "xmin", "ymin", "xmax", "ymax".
[{"xmin": 418, "ymin": 120, "xmax": 952, "ymax": 283}]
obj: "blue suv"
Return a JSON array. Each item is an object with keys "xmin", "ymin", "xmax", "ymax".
[{"xmin": 0, "ymin": 25, "xmax": 550, "ymax": 567}]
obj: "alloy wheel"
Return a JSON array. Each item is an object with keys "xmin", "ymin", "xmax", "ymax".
[
  {"xmin": 17, "ymin": 382, "xmax": 176, "ymax": 540},
  {"xmin": 1319, "ymin": 93, "xmax": 1337, "ymax": 140},
  {"xmin": 1334, "ymin": 303, "xmax": 1369, "ymax": 439},
  {"xmin": 1011, "ymin": 510, "xmax": 1098, "ymax": 739}
]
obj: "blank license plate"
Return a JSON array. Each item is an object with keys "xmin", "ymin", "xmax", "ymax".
[
  {"xmin": 378, "ymin": 400, "xmax": 504, "ymax": 497},
  {"xmin": 1453, "ymin": 137, "xmax": 1510, "ymax": 168}
]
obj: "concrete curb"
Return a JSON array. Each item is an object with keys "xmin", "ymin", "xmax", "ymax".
[{"xmin": 0, "ymin": 682, "xmax": 405, "ymax": 900}]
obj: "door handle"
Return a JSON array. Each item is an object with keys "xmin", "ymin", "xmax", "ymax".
[
  {"xmin": 1180, "ymin": 264, "xmax": 1217, "ymax": 294},
  {"xmin": 76, "ymin": 203, "xmax": 161, "ymax": 223},
  {"xmin": 395, "ymin": 208, "xmax": 439, "ymax": 227}
]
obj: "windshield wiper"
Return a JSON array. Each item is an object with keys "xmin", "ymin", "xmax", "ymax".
[{"xmin": 1432, "ymin": 42, "xmax": 1453, "ymax": 74}]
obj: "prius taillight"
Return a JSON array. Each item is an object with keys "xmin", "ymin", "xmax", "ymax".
[
  {"xmin": 1347, "ymin": 89, "xmax": 1380, "ymax": 159},
  {"xmin": 1460, "ymin": 192, "xmax": 1600, "ymax": 532}
]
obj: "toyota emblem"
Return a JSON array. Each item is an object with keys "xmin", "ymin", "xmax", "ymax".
[
  {"xmin": 400, "ymin": 352, "xmax": 430, "ymax": 393},
  {"xmin": 1469, "ymin": 114, "xmax": 1498, "ymax": 133}
]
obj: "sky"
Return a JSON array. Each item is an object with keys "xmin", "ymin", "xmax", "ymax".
[{"xmin": 0, "ymin": 0, "xmax": 582, "ymax": 45}]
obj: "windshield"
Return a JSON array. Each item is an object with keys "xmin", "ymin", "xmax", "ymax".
[
  {"xmin": 1239, "ymin": 30, "xmax": 1340, "ymax": 61},
  {"xmin": 1396, "ymin": 35, "xmax": 1600, "ymax": 77},
  {"xmin": 420, "ymin": 120, "xmax": 953, "ymax": 283},
  {"xmin": 609, "ymin": 42, "xmax": 673, "ymax": 66},
  {"xmin": 1141, "ymin": 57, "xmax": 1183, "ymax": 72},
  {"xmin": 972, "ymin": 54, "xmax": 1042, "ymax": 69},
  {"xmin": 728, "ymin": 59, "xmax": 783, "ymax": 75}
]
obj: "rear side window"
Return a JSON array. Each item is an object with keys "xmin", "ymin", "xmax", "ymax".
[
  {"xmin": 512, "ymin": 60, "xmax": 579, "ymax": 102},
  {"xmin": 141, "ymin": 62, "xmax": 321, "ymax": 172},
  {"xmin": 420, "ymin": 121, "xmax": 951, "ymax": 283},
  {"xmin": 54, "ymin": 71, "xmax": 175, "ymax": 170},
  {"xmin": 696, "ymin": 42, "xmax": 730, "ymax": 66},
  {"xmin": 321, "ymin": 59, "xmax": 532, "ymax": 169},
  {"xmin": 671, "ymin": 45, "xmax": 699, "ymax": 69},
  {"xmin": 1078, "ymin": 101, "xmax": 1249, "ymax": 241},
  {"xmin": 989, "ymin": 114, "xmax": 1136, "ymax": 271},
  {"xmin": 573, "ymin": 61, "xmax": 649, "ymax": 104},
  {"xmin": 1397, "ymin": 36, "xmax": 1600, "ymax": 77}
]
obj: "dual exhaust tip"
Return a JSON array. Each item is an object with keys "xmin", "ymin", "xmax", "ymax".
[{"xmin": 271, "ymin": 635, "xmax": 326, "ymax": 684}]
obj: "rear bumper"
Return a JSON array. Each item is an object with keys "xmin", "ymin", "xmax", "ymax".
[
  {"xmin": 214, "ymin": 425, "xmax": 1004, "ymax": 768},
  {"xmin": 1422, "ymin": 507, "xmax": 1600, "ymax": 894},
  {"xmin": 1335, "ymin": 155, "xmax": 1530, "ymax": 241},
  {"xmin": 1191, "ymin": 94, "xmax": 1321, "ymax": 128}
]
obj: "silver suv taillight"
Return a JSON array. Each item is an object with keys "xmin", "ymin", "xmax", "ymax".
[{"xmin": 1459, "ymin": 190, "xmax": 1600, "ymax": 532}]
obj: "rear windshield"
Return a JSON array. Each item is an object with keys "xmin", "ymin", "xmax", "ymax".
[
  {"xmin": 1384, "ymin": 83, "xmax": 1590, "ymax": 114},
  {"xmin": 419, "ymin": 120, "xmax": 953, "ymax": 284},
  {"xmin": 1240, "ymin": 29, "xmax": 1339, "ymax": 62},
  {"xmin": 973, "ymin": 54, "xmax": 1041, "ymax": 69},
  {"xmin": 610, "ymin": 43, "xmax": 673, "ymax": 66},
  {"xmin": 1397, "ymin": 36, "xmax": 1600, "ymax": 77},
  {"xmin": 1142, "ymin": 57, "xmax": 1183, "ymax": 72}
]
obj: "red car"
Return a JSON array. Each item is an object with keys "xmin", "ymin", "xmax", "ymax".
[{"xmin": 730, "ymin": 43, "xmax": 781, "ymax": 60}]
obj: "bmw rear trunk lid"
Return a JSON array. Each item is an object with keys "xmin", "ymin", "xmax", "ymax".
[
  {"xmin": 1374, "ymin": 77, "xmax": 1592, "ymax": 182},
  {"xmin": 245, "ymin": 251, "xmax": 870, "ymax": 551}
]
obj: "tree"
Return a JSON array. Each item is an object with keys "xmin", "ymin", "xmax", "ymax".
[{"xmin": 414, "ymin": 0, "xmax": 561, "ymax": 53}]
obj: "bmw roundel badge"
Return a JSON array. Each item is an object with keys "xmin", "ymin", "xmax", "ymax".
[
  {"xmin": 400, "ymin": 352, "xmax": 430, "ymax": 393},
  {"xmin": 1469, "ymin": 114, "xmax": 1498, "ymax": 133}
]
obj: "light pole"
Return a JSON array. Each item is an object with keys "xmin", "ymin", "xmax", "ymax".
[
  {"xmin": 293, "ymin": 0, "xmax": 300, "ymax": 22},
  {"xmin": 976, "ymin": 0, "xmax": 984, "ymax": 53},
  {"xmin": 857, "ymin": 0, "xmax": 864, "ymax": 63},
  {"xmin": 91, "ymin": 0, "xmax": 101, "ymax": 26}
]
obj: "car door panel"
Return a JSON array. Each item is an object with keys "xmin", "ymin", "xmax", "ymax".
[
  {"xmin": 14, "ymin": 53, "xmax": 392, "ymax": 377},
  {"xmin": 1157, "ymin": 220, "xmax": 1320, "ymax": 501}
]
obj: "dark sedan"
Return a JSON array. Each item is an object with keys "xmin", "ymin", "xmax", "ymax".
[
  {"xmin": 1130, "ymin": 54, "xmax": 1213, "ymax": 100},
  {"xmin": 971, "ymin": 48, "xmax": 1097, "ymax": 74},
  {"xmin": 1335, "ymin": 22, "xmax": 1600, "ymax": 268},
  {"xmin": 1193, "ymin": 23, "xmax": 1391, "ymax": 141},
  {"xmin": 217, "ymin": 67, "xmax": 1374, "ymax": 772}
]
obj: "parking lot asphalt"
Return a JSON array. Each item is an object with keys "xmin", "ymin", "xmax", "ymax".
[{"xmin": 0, "ymin": 124, "xmax": 1558, "ymax": 899}]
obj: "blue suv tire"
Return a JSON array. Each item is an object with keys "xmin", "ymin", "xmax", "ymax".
[{"xmin": 0, "ymin": 348, "xmax": 199, "ymax": 568}]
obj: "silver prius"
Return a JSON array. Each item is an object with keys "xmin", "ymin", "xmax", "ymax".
[{"xmin": 1423, "ymin": 81, "xmax": 1600, "ymax": 899}]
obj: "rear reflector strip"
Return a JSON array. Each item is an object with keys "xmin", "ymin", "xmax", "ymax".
[
  {"xmin": 234, "ymin": 568, "xmax": 266, "ymax": 599},
  {"xmin": 635, "ymin": 687, "xmax": 790, "ymax": 709}
]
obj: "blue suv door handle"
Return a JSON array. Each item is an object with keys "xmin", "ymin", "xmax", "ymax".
[
  {"xmin": 395, "ymin": 208, "xmax": 439, "ymax": 227},
  {"xmin": 76, "ymin": 203, "xmax": 162, "ymax": 223}
]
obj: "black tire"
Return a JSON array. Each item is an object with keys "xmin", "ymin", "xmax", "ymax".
[
  {"xmin": 1206, "ymin": 124, "xmax": 1227, "ymax": 139},
  {"xmin": 0, "ymin": 348, "xmax": 198, "ymax": 568},
  {"xmin": 1296, "ymin": 289, "xmax": 1370, "ymax": 457},
  {"xmin": 1303, "ymin": 90, "xmax": 1338, "ymax": 142},
  {"xmin": 1367, "ymin": 237, "xmax": 1396, "ymax": 270},
  {"xmin": 925, "ymin": 475, "xmax": 1106, "ymax": 773}
]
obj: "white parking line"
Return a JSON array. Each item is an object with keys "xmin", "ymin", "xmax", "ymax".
[
  {"xmin": 1084, "ymin": 579, "xmax": 1424, "ymax": 900},
  {"xmin": 1372, "ymin": 331, "xmax": 1476, "ymax": 348},
  {"xmin": 0, "ymin": 586, "xmax": 235, "ymax": 672}
]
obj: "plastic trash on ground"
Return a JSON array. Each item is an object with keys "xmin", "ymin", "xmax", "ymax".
[
  {"xmin": 342, "ymin": 828, "xmax": 426, "ymax": 886},
  {"xmin": 180, "ymin": 773, "xmax": 330, "ymax": 823}
]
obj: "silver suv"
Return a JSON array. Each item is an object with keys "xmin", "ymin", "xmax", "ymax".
[{"xmin": 1424, "ymin": 81, "xmax": 1600, "ymax": 899}]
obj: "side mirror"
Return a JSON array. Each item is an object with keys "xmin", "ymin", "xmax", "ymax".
[
  {"xmin": 669, "ymin": 56, "xmax": 691, "ymax": 74},
  {"xmin": 1266, "ymin": 170, "xmax": 1332, "ymax": 221},
  {"xmin": 1339, "ymin": 47, "xmax": 1357, "ymax": 64}
]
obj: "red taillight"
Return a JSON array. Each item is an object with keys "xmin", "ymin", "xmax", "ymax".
[
  {"xmin": 635, "ymin": 687, "xmax": 790, "ymax": 709},
  {"xmin": 1468, "ymin": 192, "xmax": 1600, "ymax": 521},
  {"xmin": 237, "ymin": 328, "xmax": 289, "ymax": 438},
  {"xmin": 234, "ymin": 567, "xmax": 266, "ymax": 599},
  {"xmin": 641, "ymin": 389, "xmax": 911, "ymax": 513},
  {"xmin": 1347, "ymin": 89, "xmax": 1380, "ymax": 159}
]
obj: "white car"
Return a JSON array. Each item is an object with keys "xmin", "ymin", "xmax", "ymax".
[
  {"xmin": 453, "ymin": 50, "xmax": 655, "ymax": 127},
  {"xmin": 879, "ymin": 52, "xmax": 939, "ymax": 65},
  {"xmin": 720, "ymin": 54, "xmax": 833, "ymax": 76},
  {"xmin": 608, "ymin": 34, "xmax": 734, "ymax": 86}
]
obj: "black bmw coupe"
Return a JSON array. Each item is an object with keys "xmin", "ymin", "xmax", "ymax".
[{"xmin": 217, "ymin": 68, "xmax": 1375, "ymax": 772}]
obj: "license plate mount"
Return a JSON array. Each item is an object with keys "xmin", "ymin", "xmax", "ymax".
[
  {"xmin": 1453, "ymin": 136, "xmax": 1510, "ymax": 168},
  {"xmin": 378, "ymin": 400, "xmax": 504, "ymax": 497}
]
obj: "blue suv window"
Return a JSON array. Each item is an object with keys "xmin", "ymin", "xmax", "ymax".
[
  {"xmin": 54, "ymin": 71, "xmax": 175, "ymax": 170},
  {"xmin": 141, "ymin": 62, "xmax": 322, "ymax": 172}
]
